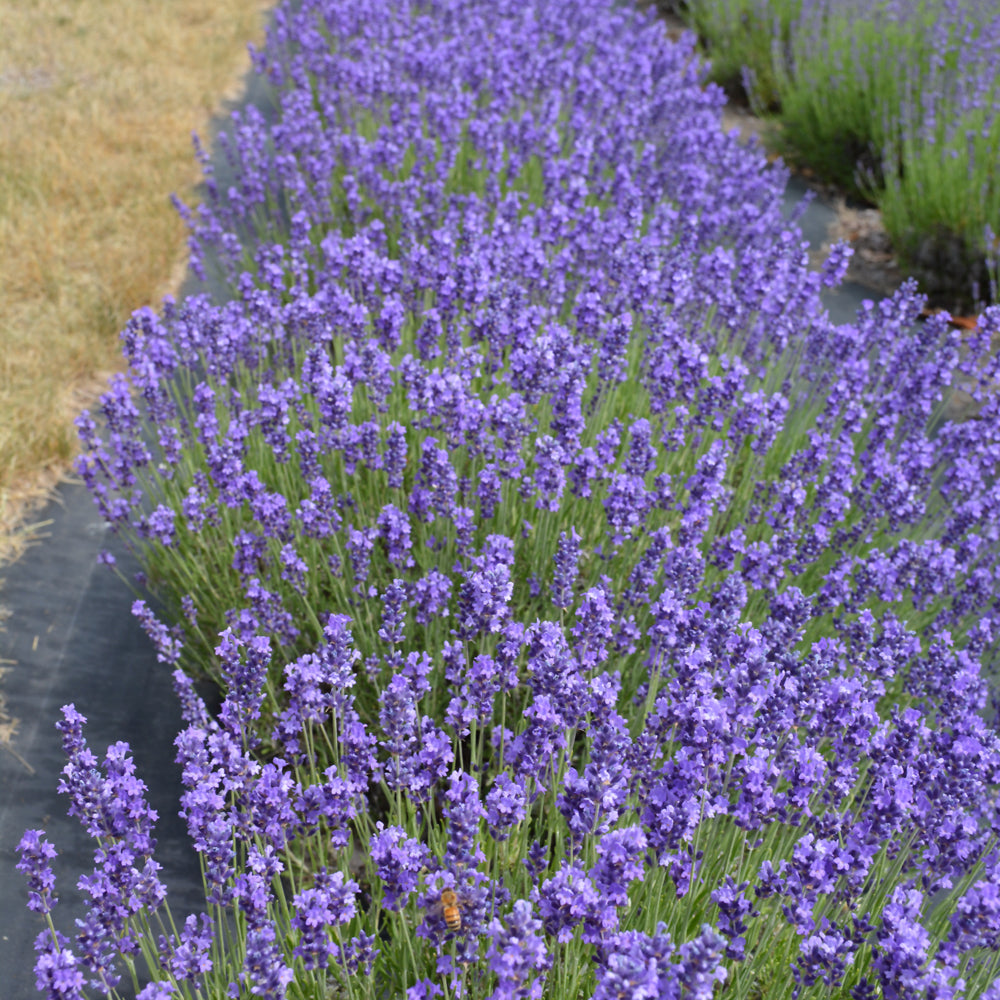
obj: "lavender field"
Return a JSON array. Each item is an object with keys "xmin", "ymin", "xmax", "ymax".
[{"xmin": 17, "ymin": 0, "xmax": 1000, "ymax": 997}]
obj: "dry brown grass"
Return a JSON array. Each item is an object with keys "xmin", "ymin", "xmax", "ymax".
[{"xmin": 0, "ymin": 0, "xmax": 273, "ymax": 565}]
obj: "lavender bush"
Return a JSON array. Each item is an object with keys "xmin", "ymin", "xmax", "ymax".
[
  {"xmin": 674, "ymin": 0, "xmax": 800, "ymax": 109},
  {"xmin": 683, "ymin": 0, "xmax": 1000, "ymax": 308},
  {"xmin": 20, "ymin": 0, "xmax": 1000, "ymax": 997}
]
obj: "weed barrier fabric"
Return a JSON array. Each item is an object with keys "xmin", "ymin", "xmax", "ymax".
[
  {"xmin": 0, "ymin": 486, "xmax": 204, "ymax": 1000},
  {"xmin": 0, "ymin": 19, "xmax": 896, "ymax": 999}
]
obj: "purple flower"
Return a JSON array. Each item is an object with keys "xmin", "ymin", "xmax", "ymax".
[
  {"xmin": 478, "ymin": 464, "xmax": 502, "ymax": 520},
  {"xmin": 413, "ymin": 437, "xmax": 459, "ymax": 522},
  {"xmin": 239, "ymin": 577, "xmax": 298, "ymax": 645},
  {"xmin": 131, "ymin": 600, "xmax": 183, "ymax": 665},
  {"xmin": 570, "ymin": 585, "xmax": 616, "ymax": 669},
  {"xmin": 143, "ymin": 504, "xmax": 177, "ymax": 546},
  {"xmin": 446, "ymin": 653, "xmax": 502, "ymax": 735},
  {"xmin": 76, "ymin": 847, "xmax": 167, "ymax": 960},
  {"xmin": 274, "ymin": 612, "xmax": 360, "ymax": 752},
  {"xmin": 535, "ymin": 863, "xmax": 617, "ymax": 944},
  {"xmin": 378, "ymin": 579, "xmax": 408, "ymax": 646},
  {"xmin": 551, "ymin": 527, "xmax": 581, "ymax": 610},
  {"xmin": 159, "ymin": 912, "xmax": 214, "ymax": 982},
  {"xmin": 557, "ymin": 756, "xmax": 630, "ymax": 845},
  {"xmin": 485, "ymin": 772, "xmax": 528, "ymax": 840},
  {"xmin": 379, "ymin": 674, "xmax": 419, "ymax": 790},
  {"xmin": 343, "ymin": 931, "xmax": 380, "ymax": 974},
  {"xmin": 523, "ymin": 842, "xmax": 549, "ymax": 885},
  {"xmin": 624, "ymin": 417, "xmax": 657, "ymax": 477},
  {"xmin": 55, "ymin": 709, "xmax": 160, "ymax": 858},
  {"xmin": 946, "ymin": 874, "xmax": 1000, "ymax": 956},
  {"xmin": 407, "ymin": 980, "xmax": 444, "ymax": 1000},
  {"xmin": 216, "ymin": 629, "xmax": 271, "ymax": 740},
  {"xmin": 594, "ymin": 925, "xmax": 727, "ymax": 1000},
  {"xmin": 590, "ymin": 826, "xmax": 648, "ymax": 908},
  {"xmin": 412, "ymin": 568, "xmax": 452, "ymax": 625},
  {"xmin": 443, "ymin": 770, "xmax": 487, "ymax": 871},
  {"xmin": 709, "ymin": 876, "xmax": 756, "ymax": 962},
  {"xmin": 346, "ymin": 525, "xmax": 377, "ymax": 594},
  {"xmin": 452, "ymin": 505, "xmax": 476, "ymax": 556},
  {"xmin": 569, "ymin": 446, "xmax": 602, "ymax": 499},
  {"xmin": 254, "ymin": 378, "xmax": 298, "ymax": 462},
  {"xmin": 181, "ymin": 476, "xmax": 216, "ymax": 532},
  {"xmin": 231, "ymin": 529, "xmax": 267, "ymax": 577},
  {"xmin": 291, "ymin": 869, "xmax": 359, "ymax": 969},
  {"xmin": 676, "ymin": 926, "xmax": 730, "ymax": 999},
  {"xmin": 33, "ymin": 930, "xmax": 86, "ymax": 1000},
  {"xmin": 603, "ymin": 472, "xmax": 651, "ymax": 547},
  {"xmin": 302, "ymin": 346, "xmax": 352, "ymax": 431},
  {"xmin": 871, "ymin": 887, "xmax": 955, "ymax": 1000},
  {"xmin": 456, "ymin": 535, "xmax": 515, "ymax": 638},
  {"xmin": 73, "ymin": 909, "xmax": 121, "ymax": 990},
  {"xmin": 17, "ymin": 830, "xmax": 59, "ymax": 915},
  {"xmin": 137, "ymin": 982, "xmax": 176, "ymax": 1000},
  {"xmin": 340, "ymin": 717, "xmax": 378, "ymax": 798},
  {"xmin": 243, "ymin": 923, "xmax": 293, "ymax": 1000},
  {"xmin": 377, "ymin": 504, "xmax": 415, "ymax": 568},
  {"xmin": 278, "ymin": 542, "xmax": 308, "ymax": 594},
  {"xmin": 245, "ymin": 757, "xmax": 301, "ymax": 849},
  {"xmin": 175, "ymin": 724, "xmax": 242, "ymax": 904},
  {"xmin": 408, "ymin": 716, "xmax": 455, "ymax": 802},
  {"xmin": 383, "ymin": 421, "xmax": 408, "ymax": 488},
  {"xmin": 596, "ymin": 312, "xmax": 632, "ymax": 388},
  {"xmin": 792, "ymin": 920, "xmax": 856, "ymax": 994},
  {"xmin": 485, "ymin": 899, "xmax": 551, "ymax": 1000},
  {"xmin": 532, "ymin": 435, "xmax": 568, "ymax": 511},
  {"xmin": 296, "ymin": 475, "xmax": 340, "ymax": 538},
  {"xmin": 236, "ymin": 866, "xmax": 294, "ymax": 1000},
  {"xmin": 524, "ymin": 621, "xmax": 589, "ymax": 730},
  {"xmin": 370, "ymin": 824, "xmax": 431, "ymax": 911}
]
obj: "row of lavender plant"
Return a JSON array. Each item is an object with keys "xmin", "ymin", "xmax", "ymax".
[
  {"xmin": 19, "ymin": 0, "xmax": 1000, "ymax": 998},
  {"xmin": 682, "ymin": 0, "xmax": 1000, "ymax": 307}
]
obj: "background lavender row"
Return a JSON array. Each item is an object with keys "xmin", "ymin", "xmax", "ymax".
[{"xmin": 679, "ymin": 0, "xmax": 1000, "ymax": 308}]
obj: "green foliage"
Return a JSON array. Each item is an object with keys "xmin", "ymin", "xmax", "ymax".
[
  {"xmin": 680, "ymin": 0, "xmax": 801, "ymax": 110},
  {"xmin": 680, "ymin": 0, "xmax": 1000, "ymax": 307}
]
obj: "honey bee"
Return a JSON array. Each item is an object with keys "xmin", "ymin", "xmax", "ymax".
[
  {"xmin": 423, "ymin": 875, "xmax": 479, "ymax": 936},
  {"xmin": 439, "ymin": 888, "xmax": 462, "ymax": 931},
  {"xmin": 425, "ymin": 886, "xmax": 468, "ymax": 933}
]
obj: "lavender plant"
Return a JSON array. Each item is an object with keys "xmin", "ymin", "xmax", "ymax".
[
  {"xmin": 676, "ymin": 0, "xmax": 801, "ymax": 109},
  {"xmin": 772, "ymin": 0, "xmax": 1000, "ymax": 305},
  {"xmin": 764, "ymin": 0, "xmax": 948, "ymax": 192},
  {"xmin": 875, "ymin": 13, "xmax": 1000, "ymax": 305},
  {"xmin": 21, "ymin": 0, "xmax": 1000, "ymax": 997},
  {"xmin": 684, "ymin": 0, "xmax": 1000, "ymax": 307}
]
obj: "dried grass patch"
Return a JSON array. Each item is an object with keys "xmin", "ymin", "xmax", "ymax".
[{"xmin": 0, "ymin": 0, "xmax": 272, "ymax": 565}]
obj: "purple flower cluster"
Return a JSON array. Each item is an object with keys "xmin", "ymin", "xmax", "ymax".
[
  {"xmin": 23, "ymin": 0, "xmax": 1000, "ymax": 997},
  {"xmin": 18, "ymin": 707, "xmax": 169, "ymax": 996},
  {"xmin": 594, "ymin": 924, "xmax": 727, "ymax": 1000},
  {"xmin": 17, "ymin": 831, "xmax": 59, "ymax": 916}
]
